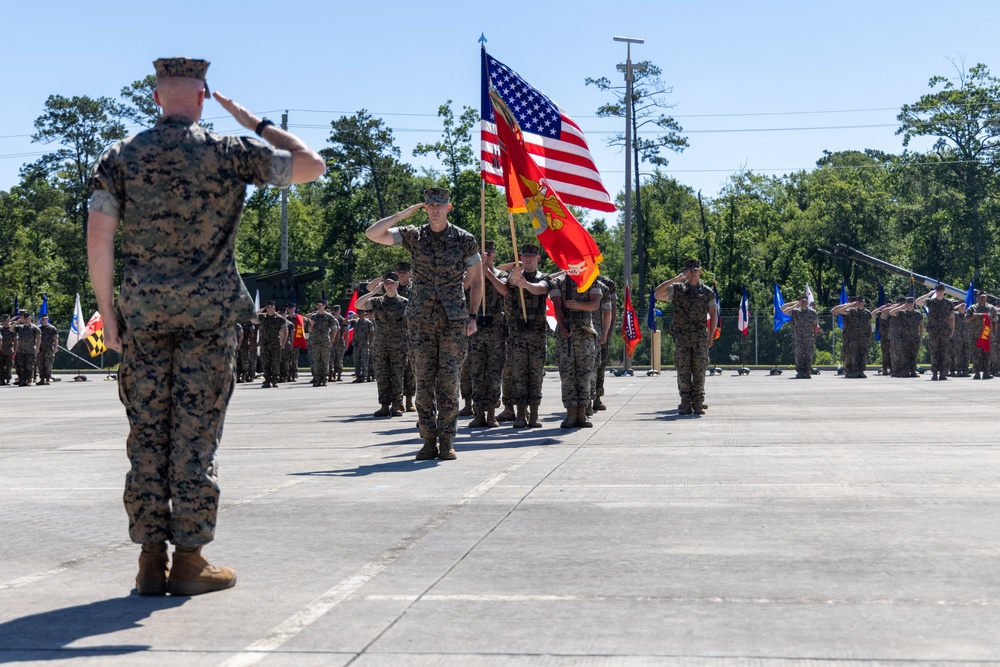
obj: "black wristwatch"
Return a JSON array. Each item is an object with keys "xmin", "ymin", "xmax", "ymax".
[
  {"xmin": 468, "ymin": 313, "xmax": 477, "ymax": 320},
  {"xmin": 255, "ymin": 118, "xmax": 275, "ymax": 136}
]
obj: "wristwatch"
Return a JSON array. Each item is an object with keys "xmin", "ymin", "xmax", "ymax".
[
  {"xmin": 255, "ymin": 118, "xmax": 275, "ymax": 136},
  {"xmin": 468, "ymin": 314, "xmax": 477, "ymax": 320}
]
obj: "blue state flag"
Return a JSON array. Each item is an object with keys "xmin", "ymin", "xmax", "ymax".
[
  {"xmin": 38, "ymin": 294, "xmax": 48, "ymax": 318},
  {"xmin": 647, "ymin": 288, "xmax": 660, "ymax": 332},
  {"xmin": 773, "ymin": 284, "xmax": 792, "ymax": 332},
  {"xmin": 966, "ymin": 280, "xmax": 975, "ymax": 308},
  {"xmin": 837, "ymin": 281, "xmax": 847, "ymax": 329}
]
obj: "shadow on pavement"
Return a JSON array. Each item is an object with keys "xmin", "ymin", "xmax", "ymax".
[{"xmin": 0, "ymin": 595, "xmax": 186, "ymax": 664}]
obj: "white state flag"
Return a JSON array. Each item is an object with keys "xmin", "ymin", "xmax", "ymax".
[
  {"xmin": 66, "ymin": 293, "xmax": 86, "ymax": 349},
  {"xmin": 805, "ymin": 283, "xmax": 816, "ymax": 309}
]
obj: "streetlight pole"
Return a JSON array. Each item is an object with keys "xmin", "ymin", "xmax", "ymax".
[{"xmin": 614, "ymin": 35, "xmax": 644, "ymax": 373}]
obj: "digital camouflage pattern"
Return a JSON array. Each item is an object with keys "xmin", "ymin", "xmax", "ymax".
[
  {"xmin": 237, "ymin": 320, "xmax": 257, "ymax": 382},
  {"xmin": 331, "ymin": 313, "xmax": 346, "ymax": 379},
  {"xmin": 393, "ymin": 222, "xmax": 481, "ymax": 442},
  {"xmin": 951, "ymin": 311, "xmax": 970, "ymax": 375},
  {"xmin": 258, "ymin": 313, "xmax": 289, "ymax": 384},
  {"xmin": 552, "ymin": 276, "xmax": 601, "ymax": 408},
  {"xmin": 119, "ymin": 328, "xmax": 237, "ymax": 545},
  {"xmin": 966, "ymin": 303, "xmax": 996, "ymax": 377},
  {"xmin": 668, "ymin": 282, "xmax": 715, "ymax": 409},
  {"xmin": 594, "ymin": 275, "xmax": 616, "ymax": 400},
  {"xmin": 925, "ymin": 298, "xmax": 956, "ymax": 377},
  {"xmin": 308, "ymin": 311, "xmax": 338, "ymax": 384},
  {"xmin": 842, "ymin": 307, "xmax": 872, "ymax": 378},
  {"xmin": 789, "ymin": 307, "xmax": 818, "ymax": 378},
  {"xmin": 895, "ymin": 310, "xmax": 923, "ymax": 377},
  {"xmin": 89, "ymin": 116, "xmax": 292, "ymax": 333},
  {"xmin": 14, "ymin": 323, "xmax": 40, "ymax": 386},
  {"xmin": 469, "ymin": 267, "xmax": 508, "ymax": 411},
  {"xmin": 36, "ymin": 322, "xmax": 58, "ymax": 382},
  {"xmin": 0, "ymin": 325, "xmax": 12, "ymax": 385},
  {"xmin": 368, "ymin": 295, "xmax": 408, "ymax": 406},
  {"xmin": 505, "ymin": 270, "xmax": 550, "ymax": 406},
  {"xmin": 352, "ymin": 318, "xmax": 375, "ymax": 379}
]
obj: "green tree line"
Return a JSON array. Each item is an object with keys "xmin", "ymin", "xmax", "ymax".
[{"xmin": 3, "ymin": 62, "xmax": 1000, "ymax": 367}]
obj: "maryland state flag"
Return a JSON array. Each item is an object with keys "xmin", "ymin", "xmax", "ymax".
[
  {"xmin": 621, "ymin": 285, "xmax": 642, "ymax": 358},
  {"xmin": 83, "ymin": 311, "xmax": 106, "ymax": 357},
  {"xmin": 491, "ymin": 90, "xmax": 603, "ymax": 292},
  {"xmin": 977, "ymin": 313, "xmax": 991, "ymax": 353}
]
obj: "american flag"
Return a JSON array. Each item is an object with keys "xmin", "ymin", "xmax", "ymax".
[
  {"xmin": 481, "ymin": 47, "xmax": 616, "ymax": 213},
  {"xmin": 738, "ymin": 285, "xmax": 750, "ymax": 337}
]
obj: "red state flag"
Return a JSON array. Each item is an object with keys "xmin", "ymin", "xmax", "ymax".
[
  {"xmin": 292, "ymin": 313, "xmax": 308, "ymax": 350},
  {"xmin": 621, "ymin": 285, "xmax": 642, "ymax": 358},
  {"xmin": 492, "ymin": 91, "xmax": 603, "ymax": 292},
  {"xmin": 345, "ymin": 289, "xmax": 359, "ymax": 349}
]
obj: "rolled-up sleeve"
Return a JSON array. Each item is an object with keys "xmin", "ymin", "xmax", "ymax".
[{"xmin": 89, "ymin": 189, "xmax": 120, "ymax": 219}]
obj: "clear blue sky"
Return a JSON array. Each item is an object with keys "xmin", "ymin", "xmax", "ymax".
[{"xmin": 2, "ymin": 0, "xmax": 999, "ymax": 218}]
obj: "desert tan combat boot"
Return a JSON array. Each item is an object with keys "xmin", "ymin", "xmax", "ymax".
[
  {"xmin": 135, "ymin": 543, "xmax": 169, "ymax": 596},
  {"xmin": 458, "ymin": 398, "xmax": 473, "ymax": 416},
  {"xmin": 405, "ymin": 395, "xmax": 416, "ymax": 412},
  {"xmin": 512, "ymin": 404, "xmax": 528, "ymax": 428},
  {"xmin": 584, "ymin": 401, "xmax": 594, "ymax": 416},
  {"xmin": 593, "ymin": 396, "xmax": 606, "ymax": 410},
  {"xmin": 485, "ymin": 408, "xmax": 499, "ymax": 428},
  {"xmin": 468, "ymin": 407, "xmax": 487, "ymax": 428},
  {"xmin": 527, "ymin": 403, "xmax": 543, "ymax": 428},
  {"xmin": 575, "ymin": 403, "xmax": 593, "ymax": 428},
  {"xmin": 167, "ymin": 546, "xmax": 236, "ymax": 596},
  {"xmin": 438, "ymin": 439, "xmax": 457, "ymax": 460},
  {"xmin": 560, "ymin": 406, "xmax": 578, "ymax": 429},
  {"xmin": 391, "ymin": 400, "xmax": 404, "ymax": 417},
  {"xmin": 496, "ymin": 403, "xmax": 515, "ymax": 421},
  {"xmin": 374, "ymin": 404, "xmax": 391, "ymax": 417},
  {"xmin": 415, "ymin": 439, "xmax": 438, "ymax": 461}
]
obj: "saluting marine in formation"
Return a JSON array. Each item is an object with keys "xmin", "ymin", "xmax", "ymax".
[
  {"xmin": 0, "ymin": 314, "xmax": 14, "ymax": 385},
  {"xmin": 550, "ymin": 273, "xmax": 602, "ymax": 428},
  {"xmin": 35, "ymin": 314, "xmax": 59, "ymax": 384},
  {"xmin": 13, "ymin": 311, "xmax": 41, "ymax": 387},
  {"xmin": 782, "ymin": 294, "xmax": 818, "ymax": 379},
  {"xmin": 357, "ymin": 271, "xmax": 409, "ymax": 417},
  {"xmin": 466, "ymin": 241, "xmax": 508, "ymax": 428},
  {"xmin": 306, "ymin": 300, "xmax": 339, "ymax": 387}
]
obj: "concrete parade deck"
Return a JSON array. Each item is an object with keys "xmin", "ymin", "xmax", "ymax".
[{"xmin": 1, "ymin": 369, "xmax": 999, "ymax": 666}]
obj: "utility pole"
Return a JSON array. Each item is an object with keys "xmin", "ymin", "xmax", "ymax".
[
  {"xmin": 280, "ymin": 110, "xmax": 289, "ymax": 270},
  {"xmin": 614, "ymin": 35, "xmax": 644, "ymax": 373}
]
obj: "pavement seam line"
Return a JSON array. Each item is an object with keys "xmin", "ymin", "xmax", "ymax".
[{"xmin": 217, "ymin": 449, "xmax": 541, "ymax": 667}]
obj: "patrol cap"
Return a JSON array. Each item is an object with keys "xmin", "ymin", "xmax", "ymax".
[
  {"xmin": 18, "ymin": 310, "xmax": 28, "ymax": 317},
  {"xmin": 265, "ymin": 300, "xmax": 276, "ymax": 307},
  {"xmin": 683, "ymin": 258, "xmax": 701, "ymax": 270},
  {"xmin": 935, "ymin": 283, "xmax": 946, "ymax": 291},
  {"xmin": 396, "ymin": 261, "xmax": 411, "ymax": 272},
  {"xmin": 520, "ymin": 244, "xmax": 540, "ymax": 256},
  {"xmin": 1, "ymin": 314, "xmax": 8, "ymax": 321},
  {"xmin": 896, "ymin": 297, "xmax": 906, "ymax": 304},
  {"xmin": 331, "ymin": 304, "xmax": 341, "ymax": 310},
  {"xmin": 797, "ymin": 294, "xmax": 807, "ymax": 301},
  {"xmin": 905, "ymin": 296, "xmax": 915, "ymax": 303},
  {"xmin": 849, "ymin": 295, "xmax": 858, "ymax": 301},
  {"xmin": 977, "ymin": 290, "xmax": 988, "ymax": 298},
  {"xmin": 484, "ymin": 240, "xmax": 496, "ymax": 253},
  {"xmin": 154, "ymin": 58, "xmax": 210, "ymax": 95},
  {"xmin": 856, "ymin": 295, "xmax": 866, "ymax": 301},
  {"xmin": 424, "ymin": 187, "xmax": 451, "ymax": 204},
  {"xmin": 383, "ymin": 271, "xmax": 399, "ymax": 282}
]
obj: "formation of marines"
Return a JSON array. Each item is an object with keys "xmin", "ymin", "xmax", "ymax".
[{"xmin": 0, "ymin": 311, "xmax": 56, "ymax": 386}]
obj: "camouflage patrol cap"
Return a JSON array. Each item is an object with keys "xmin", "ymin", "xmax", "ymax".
[
  {"xmin": 797, "ymin": 294, "xmax": 807, "ymax": 301},
  {"xmin": 383, "ymin": 271, "xmax": 400, "ymax": 282},
  {"xmin": 905, "ymin": 296, "xmax": 915, "ymax": 303},
  {"xmin": 484, "ymin": 240, "xmax": 496, "ymax": 252},
  {"xmin": 683, "ymin": 258, "xmax": 701, "ymax": 270},
  {"xmin": 331, "ymin": 304, "xmax": 341, "ymax": 310},
  {"xmin": 18, "ymin": 310, "xmax": 28, "ymax": 317},
  {"xmin": 935, "ymin": 283, "xmax": 946, "ymax": 291},
  {"xmin": 265, "ymin": 300, "xmax": 276, "ymax": 307},
  {"xmin": 520, "ymin": 244, "xmax": 540, "ymax": 256},
  {"xmin": 396, "ymin": 261, "xmax": 412, "ymax": 272},
  {"xmin": 154, "ymin": 58, "xmax": 210, "ymax": 94},
  {"xmin": 1, "ymin": 314, "xmax": 8, "ymax": 321},
  {"xmin": 849, "ymin": 295, "xmax": 858, "ymax": 301},
  {"xmin": 424, "ymin": 187, "xmax": 451, "ymax": 204}
]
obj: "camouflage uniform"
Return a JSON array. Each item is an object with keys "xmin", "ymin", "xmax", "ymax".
[
  {"xmin": 88, "ymin": 107, "xmax": 292, "ymax": 545},
  {"xmin": 0, "ymin": 324, "xmax": 14, "ymax": 385},
  {"xmin": 367, "ymin": 294, "xmax": 409, "ymax": 407},
  {"xmin": 14, "ymin": 323, "xmax": 40, "ymax": 386},
  {"xmin": 280, "ymin": 318, "xmax": 294, "ymax": 381},
  {"xmin": 668, "ymin": 282, "xmax": 714, "ymax": 410},
  {"xmin": 352, "ymin": 318, "xmax": 375, "ymax": 380},
  {"xmin": 237, "ymin": 319, "xmax": 257, "ymax": 383},
  {"xmin": 468, "ymin": 267, "xmax": 508, "ymax": 414},
  {"xmin": 842, "ymin": 307, "xmax": 872, "ymax": 378},
  {"xmin": 392, "ymin": 222, "xmax": 480, "ymax": 444},
  {"xmin": 951, "ymin": 309, "xmax": 970, "ymax": 376},
  {"xmin": 896, "ymin": 310, "xmax": 923, "ymax": 377},
  {"xmin": 878, "ymin": 318, "xmax": 892, "ymax": 375},
  {"xmin": 397, "ymin": 281, "xmax": 416, "ymax": 399},
  {"xmin": 593, "ymin": 275, "xmax": 617, "ymax": 406},
  {"xmin": 505, "ymin": 270, "xmax": 550, "ymax": 408},
  {"xmin": 925, "ymin": 298, "xmax": 956, "ymax": 378},
  {"xmin": 330, "ymin": 313, "xmax": 346, "ymax": 380},
  {"xmin": 552, "ymin": 276, "xmax": 601, "ymax": 409},
  {"xmin": 37, "ymin": 322, "xmax": 58, "ymax": 383},
  {"xmin": 967, "ymin": 303, "xmax": 996, "ymax": 378},
  {"xmin": 790, "ymin": 307, "xmax": 818, "ymax": 378},
  {"xmin": 308, "ymin": 311, "xmax": 338, "ymax": 386},
  {"xmin": 887, "ymin": 310, "xmax": 906, "ymax": 377},
  {"xmin": 258, "ymin": 313, "xmax": 290, "ymax": 386}
]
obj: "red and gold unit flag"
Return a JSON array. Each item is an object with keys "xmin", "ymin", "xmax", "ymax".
[
  {"xmin": 977, "ymin": 313, "xmax": 991, "ymax": 352},
  {"xmin": 621, "ymin": 285, "xmax": 642, "ymax": 358}
]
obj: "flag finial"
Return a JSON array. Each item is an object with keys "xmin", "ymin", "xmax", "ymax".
[{"xmin": 479, "ymin": 33, "xmax": 487, "ymax": 44}]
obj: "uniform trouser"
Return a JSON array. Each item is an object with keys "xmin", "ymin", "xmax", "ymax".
[
  {"xmin": 508, "ymin": 327, "xmax": 547, "ymax": 405},
  {"xmin": 404, "ymin": 355, "xmax": 415, "ymax": 397},
  {"xmin": 674, "ymin": 339, "xmax": 709, "ymax": 407},
  {"xmin": 501, "ymin": 339, "xmax": 514, "ymax": 405},
  {"xmin": 951, "ymin": 335, "xmax": 968, "ymax": 374},
  {"xmin": 332, "ymin": 345, "xmax": 345, "ymax": 377},
  {"xmin": 15, "ymin": 352, "xmax": 35, "ymax": 385},
  {"xmin": 373, "ymin": 340, "xmax": 405, "ymax": 406},
  {"xmin": 36, "ymin": 352, "xmax": 55, "ymax": 381},
  {"xmin": 890, "ymin": 338, "xmax": 906, "ymax": 377},
  {"xmin": 239, "ymin": 344, "xmax": 257, "ymax": 381},
  {"xmin": 119, "ymin": 327, "xmax": 237, "ymax": 546},
  {"xmin": 928, "ymin": 333, "xmax": 949, "ymax": 376},
  {"xmin": 973, "ymin": 346, "xmax": 991, "ymax": 377},
  {"xmin": 236, "ymin": 347, "xmax": 248, "ymax": 381},
  {"xmin": 845, "ymin": 336, "xmax": 869, "ymax": 377},
  {"xmin": 469, "ymin": 322, "xmax": 506, "ymax": 410},
  {"xmin": 0, "ymin": 353, "xmax": 11, "ymax": 383},
  {"xmin": 356, "ymin": 344, "xmax": 373, "ymax": 379},
  {"xmin": 310, "ymin": 341, "xmax": 331, "ymax": 382},
  {"xmin": 793, "ymin": 337, "xmax": 815, "ymax": 377},
  {"xmin": 411, "ymin": 311, "xmax": 468, "ymax": 441},
  {"xmin": 261, "ymin": 344, "xmax": 282, "ymax": 383},
  {"xmin": 280, "ymin": 347, "xmax": 290, "ymax": 379},
  {"xmin": 460, "ymin": 348, "xmax": 472, "ymax": 401},
  {"xmin": 880, "ymin": 337, "xmax": 892, "ymax": 373},
  {"xmin": 287, "ymin": 348, "xmax": 300, "ymax": 380},
  {"xmin": 594, "ymin": 340, "xmax": 609, "ymax": 399},
  {"xmin": 556, "ymin": 330, "xmax": 597, "ymax": 408}
]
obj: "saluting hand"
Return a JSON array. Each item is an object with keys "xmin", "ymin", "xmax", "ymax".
[{"xmin": 212, "ymin": 92, "xmax": 260, "ymax": 132}]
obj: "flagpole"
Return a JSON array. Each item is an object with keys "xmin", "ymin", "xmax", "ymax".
[
  {"xmin": 508, "ymin": 213, "xmax": 528, "ymax": 322},
  {"xmin": 480, "ymin": 181, "xmax": 487, "ymax": 319}
]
